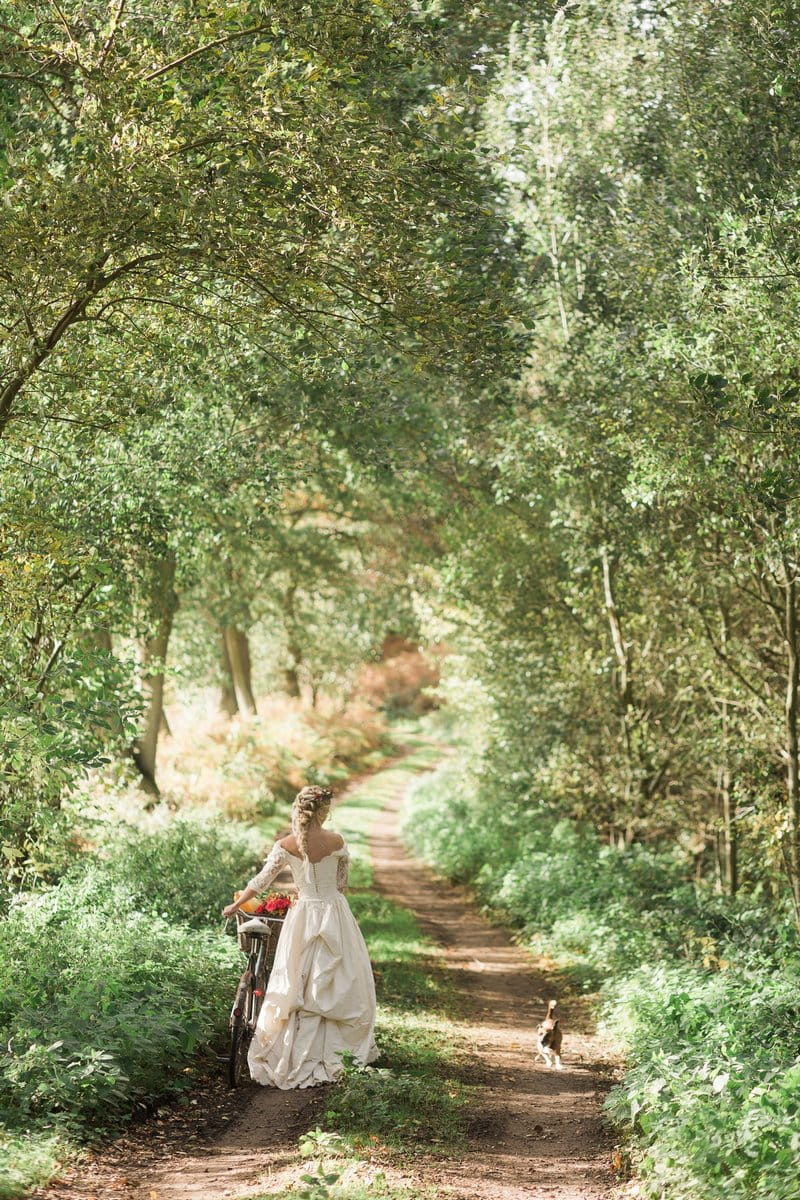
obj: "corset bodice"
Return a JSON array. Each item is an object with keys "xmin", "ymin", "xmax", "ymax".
[
  {"xmin": 289, "ymin": 853, "xmax": 342, "ymax": 902},
  {"xmin": 246, "ymin": 839, "xmax": 350, "ymax": 901}
]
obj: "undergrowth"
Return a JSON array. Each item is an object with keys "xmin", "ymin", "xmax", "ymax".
[
  {"xmin": 404, "ymin": 759, "xmax": 800, "ymax": 1200},
  {"xmin": 245, "ymin": 739, "xmax": 464, "ymax": 1200},
  {"xmin": 0, "ymin": 731, "xmax": 455, "ymax": 1200},
  {"xmin": 0, "ymin": 815, "xmax": 259, "ymax": 1195}
]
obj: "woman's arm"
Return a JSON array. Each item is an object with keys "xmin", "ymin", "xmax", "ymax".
[
  {"xmin": 222, "ymin": 884, "xmax": 257, "ymax": 919},
  {"xmin": 221, "ymin": 842, "xmax": 287, "ymax": 917},
  {"xmin": 336, "ymin": 849, "xmax": 350, "ymax": 893}
]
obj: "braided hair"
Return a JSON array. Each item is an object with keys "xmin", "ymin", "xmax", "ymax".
[{"xmin": 291, "ymin": 785, "xmax": 333, "ymax": 859}]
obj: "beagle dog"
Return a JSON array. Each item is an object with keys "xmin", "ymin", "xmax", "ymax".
[{"xmin": 534, "ymin": 999, "xmax": 563, "ymax": 1069}]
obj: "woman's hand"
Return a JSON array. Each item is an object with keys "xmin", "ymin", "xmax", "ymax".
[{"xmin": 222, "ymin": 902, "xmax": 240, "ymax": 919}]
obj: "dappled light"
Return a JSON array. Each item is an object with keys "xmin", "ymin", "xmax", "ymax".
[{"xmin": 3, "ymin": 1, "xmax": 800, "ymax": 1198}]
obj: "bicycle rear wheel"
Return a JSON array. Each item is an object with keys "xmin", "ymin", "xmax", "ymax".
[
  {"xmin": 228, "ymin": 1021, "xmax": 252, "ymax": 1088},
  {"xmin": 228, "ymin": 968, "xmax": 254, "ymax": 1088}
]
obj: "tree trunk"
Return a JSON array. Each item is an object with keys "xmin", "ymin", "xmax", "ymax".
[
  {"xmin": 92, "ymin": 626, "xmax": 113, "ymax": 653},
  {"xmin": 222, "ymin": 626, "xmax": 258, "ymax": 717},
  {"xmin": 715, "ymin": 602, "xmax": 738, "ymax": 896},
  {"xmin": 218, "ymin": 632, "xmax": 239, "ymax": 717},
  {"xmin": 783, "ymin": 563, "xmax": 800, "ymax": 923},
  {"xmin": 721, "ymin": 764, "xmax": 737, "ymax": 896},
  {"xmin": 718, "ymin": 690, "xmax": 737, "ymax": 897},
  {"xmin": 284, "ymin": 664, "xmax": 301, "ymax": 698},
  {"xmin": 132, "ymin": 551, "xmax": 178, "ymax": 797},
  {"xmin": 282, "ymin": 584, "xmax": 303, "ymax": 699},
  {"xmin": 0, "ymin": 255, "xmax": 115, "ymax": 438},
  {"xmin": 601, "ymin": 546, "xmax": 637, "ymax": 820}
]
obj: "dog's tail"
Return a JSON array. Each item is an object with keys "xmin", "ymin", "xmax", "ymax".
[{"xmin": 546, "ymin": 999, "xmax": 557, "ymax": 1019}]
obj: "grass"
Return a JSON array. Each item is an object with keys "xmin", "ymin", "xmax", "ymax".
[
  {"xmin": 251, "ymin": 1175, "xmax": 436, "ymax": 1200},
  {"xmin": 0, "ymin": 725, "xmax": 456, "ymax": 1200},
  {"xmin": 242, "ymin": 730, "xmax": 464, "ymax": 1199},
  {"xmin": 331, "ymin": 733, "xmax": 444, "ymax": 889}
]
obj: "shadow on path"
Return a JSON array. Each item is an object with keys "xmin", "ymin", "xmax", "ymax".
[{"xmin": 369, "ymin": 774, "xmax": 618, "ymax": 1200}]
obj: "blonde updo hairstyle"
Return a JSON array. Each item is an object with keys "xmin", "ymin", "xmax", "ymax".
[{"xmin": 291, "ymin": 785, "xmax": 333, "ymax": 860}]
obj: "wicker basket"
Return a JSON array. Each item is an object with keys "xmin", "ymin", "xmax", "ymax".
[{"xmin": 235, "ymin": 911, "xmax": 286, "ymax": 958}]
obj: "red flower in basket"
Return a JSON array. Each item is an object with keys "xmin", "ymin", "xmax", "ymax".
[{"xmin": 255, "ymin": 892, "xmax": 293, "ymax": 918}]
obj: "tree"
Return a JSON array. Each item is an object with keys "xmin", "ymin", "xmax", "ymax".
[{"xmin": 0, "ymin": 0, "xmax": 512, "ymax": 443}]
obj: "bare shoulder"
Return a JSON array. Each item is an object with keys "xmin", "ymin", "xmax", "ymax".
[
  {"xmin": 279, "ymin": 834, "xmax": 299, "ymax": 855},
  {"xmin": 326, "ymin": 831, "xmax": 345, "ymax": 850}
]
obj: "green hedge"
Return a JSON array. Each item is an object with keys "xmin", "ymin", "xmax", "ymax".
[
  {"xmin": 404, "ymin": 762, "xmax": 800, "ymax": 1200},
  {"xmin": 0, "ymin": 815, "xmax": 259, "ymax": 1196}
]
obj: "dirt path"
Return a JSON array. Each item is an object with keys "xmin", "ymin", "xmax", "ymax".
[
  {"xmin": 36, "ymin": 872, "xmax": 325, "ymax": 1200},
  {"xmin": 369, "ymin": 775, "xmax": 617, "ymax": 1200},
  {"xmin": 36, "ymin": 757, "xmax": 617, "ymax": 1200}
]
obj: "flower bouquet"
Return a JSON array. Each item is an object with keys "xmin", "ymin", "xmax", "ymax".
[{"xmin": 254, "ymin": 892, "xmax": 293, "ymax": 919}]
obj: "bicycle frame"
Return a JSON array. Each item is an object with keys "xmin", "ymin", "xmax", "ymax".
[{"xmin": 227, "ymin": 913, "xmax": 284, "ymax": 1087}]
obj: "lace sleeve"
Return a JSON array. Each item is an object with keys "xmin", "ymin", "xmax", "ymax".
[
  {"xmin": 246, "ymin": 842, "xmax": 288, "ymax": 893},
  {"xmin": 336, "ymin": 848, "xmax": 350, "ymax": 892}
]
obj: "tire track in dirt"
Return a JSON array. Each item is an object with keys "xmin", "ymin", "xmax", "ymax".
[
  {"xmin": 34, "ymin": 849, "xmax": 325, "ymax": 1200},
  {"xmin": 35, "ymin": 752, "xmax": 618, "ymax": 1200},
  {"xmin": 370, "ymin": 774, "xmax": 618, "ymax": 1200}
]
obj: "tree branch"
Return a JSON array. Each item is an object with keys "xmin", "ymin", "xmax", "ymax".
[
  {"xmin": 98, "ymin": 0, "xmax": 126, "ymax": 68},
  {"xmin": 143, "ymin": 23, "xmax": 272, "ymax": 82}
]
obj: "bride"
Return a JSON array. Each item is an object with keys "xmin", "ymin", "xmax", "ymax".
[{"xmin": 222, "ymin": 785, "xmax": 378, "ymax": 1089}]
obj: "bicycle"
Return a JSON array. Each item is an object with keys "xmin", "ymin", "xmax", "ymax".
[{"xmin": 227, "ymin": 910, "xmax": 285, "ymax": 1087}]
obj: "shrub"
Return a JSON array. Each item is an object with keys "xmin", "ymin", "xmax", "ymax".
[
  {"xmin": 404, "ymin": 759, "xmax": 800, "ymax": 1200},
  {"xmin": 0, "ymin": 886, "xmax": 239, "ymax": 1134},
  {"xmin": 355, "ymin": 639, "xmax": 442, "ymax": 718},
  {"xmin": 0, "ymin": 815, "xmax": 250, "ymax": 1194},
  {"xmin": 82, "ymin": 814, "xmax": 262, "ymax": 927},
  {"xmin": 151, "ymin": 696, "xmax": 392, "ymax": 821}
]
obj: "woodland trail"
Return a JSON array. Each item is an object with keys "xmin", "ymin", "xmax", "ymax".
[
  {"xmin": 35, "ymin": 753, "xmax": 617, "ymax": 1200},
  {"xmin": 369, "ymin": 773, "xmax": 617, "ymax": 1200}
]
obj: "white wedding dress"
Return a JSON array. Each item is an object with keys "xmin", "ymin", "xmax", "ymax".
[{"xmin": 245, "ymin": 839, "xmax": 378, "ymax": 1089}]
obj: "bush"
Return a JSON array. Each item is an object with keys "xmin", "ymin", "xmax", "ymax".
[
  {"xmin": 404, "ymin": 760, "xmax": 800, "ymax": 1200},
  {"xmin": 0, "ymin": 816, "xmax": 251, "ymax": 1194},
  {"xmin": 604, "ymin": 963, "xmax": 800, "ymax": 1200},
  {"xmin": 355, "ymin": 638, "xmax": 442, "ymax": 718},
  {"xmin": 152, "ymin": 696, "xmax": 393, "ymax": 821},
  {"xmin": 82, "ymin": 815, "xmax": 262, "ymax": 927},
  {"xmin": 0, "ymin": 887, "xmax": 238, "ymax": 1134}
]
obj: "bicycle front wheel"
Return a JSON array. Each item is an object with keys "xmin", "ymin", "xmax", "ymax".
[{"xmin": 228, "ymin": 1021, "xmax": 252, "ymax": 1088}]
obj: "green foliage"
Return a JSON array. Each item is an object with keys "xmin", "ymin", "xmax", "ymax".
[
  {"xmin": 405, "ymin": 757, "xmax": 800, "ymax": 1199},
  {"xmin": 604, "ymin": 964, "xmax": 800, "ymax": 1200},
  {"xmin": 81, "ymin": 815, "xmax": 261, "ymax": 927},
  {"xmin": 0, "ymin": 817, "xmax": 247, "ymax": 1190},
  {"xmin": 251, "ymin": 1171, "xmax": 426, "ymax": 1200},
  {"xmin": 0, "ymin": 639, "xmax": 142, "ymax": 904},
  {"xmin": 0, "ymin": 0, "xmax": 513, "ymax": 883},
  {"xmin": 322, "ymin": 1055, "xmax": 463, "ymax": 1151},
  {"xmin": 419, "ymin": 0, "xmax": 800, "ymax": 919},
  {"xmin": 0, "ymin": 1130, "xmax": 66, "ymax": 1200}
]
